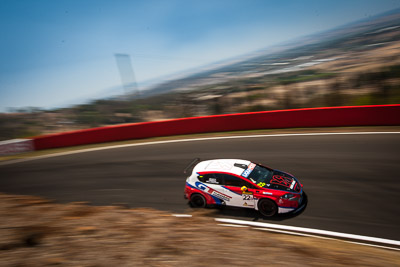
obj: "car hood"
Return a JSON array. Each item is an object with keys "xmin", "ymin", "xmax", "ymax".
[{"xmin": 269, "ymin": 170, "xmax": 301, "ymax": 192}]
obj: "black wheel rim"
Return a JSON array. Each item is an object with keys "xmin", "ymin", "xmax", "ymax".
[
  {"xmin": 191, "ymin": 195, "xmax": 205, "ymax": 208},
  {"xmin": 260, "ymin": 200, "xmax": 276, "ymax": 216}
]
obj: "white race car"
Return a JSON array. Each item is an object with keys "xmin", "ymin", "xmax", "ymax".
[{"xmin": 184, "ymin": 159, "xmax": 305, "ymax": 217}]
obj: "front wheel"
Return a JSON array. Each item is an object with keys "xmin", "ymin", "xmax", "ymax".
[
  {"xmin": 189, "ymin": 194, "xmax": 207, "ymax": 208},
  {"xmin": 258, "ymin": 199, "xmax": 277, "ymax": 217}
]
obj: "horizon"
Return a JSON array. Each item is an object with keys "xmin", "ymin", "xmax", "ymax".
[{"xmin": 1, "ymin": 0, "xmax": 400, "ymax": 113}]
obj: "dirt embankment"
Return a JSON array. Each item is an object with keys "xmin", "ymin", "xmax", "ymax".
[{"xmin": 0, "ymin": 193, "xmax": 399, "ymax": 267}]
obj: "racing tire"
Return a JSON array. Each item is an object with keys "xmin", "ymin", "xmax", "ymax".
[
  {"xmin": 258, "ymin": 199, "xmax": 277, "ymax": 217},
  {"xmin": 190, "ymin": 194, "xmax": 207, "ymax": 208}
]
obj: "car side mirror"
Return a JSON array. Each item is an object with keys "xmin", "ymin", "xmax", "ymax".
[{"xmin": 241, "ymin": 186, "xmax": 248, "ymax": 192}]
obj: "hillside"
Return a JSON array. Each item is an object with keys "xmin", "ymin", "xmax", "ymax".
[{"xmin": 1, "ymin": 9, "xmax": 400, "ymax": 141}]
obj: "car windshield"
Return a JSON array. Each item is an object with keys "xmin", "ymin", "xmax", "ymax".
[{"xmin": 246, "ymin": 165, "xmax": 273, "ymax": 187}]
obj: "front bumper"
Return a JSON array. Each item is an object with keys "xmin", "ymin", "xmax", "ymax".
[
  {"xmin": 278, "ymin": 191, "xmax": 307, "ymax": 214},
  {"xmin": 293, "ymin": 191, "xmax": 307, "ymax": 214}
]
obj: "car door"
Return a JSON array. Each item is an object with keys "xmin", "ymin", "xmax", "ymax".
[
  {"xmin": 198, "ymin": 173, "xmax": 232, "ymax": 205},
  {"xmin": 222, "ymin": 174, "xmax": 256, "ymax": 208}
]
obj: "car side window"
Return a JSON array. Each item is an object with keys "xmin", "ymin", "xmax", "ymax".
[
  {"xmin": 223, "ymin": 174, "xmax": 255, "ymax": 188},
  {"xmin": 198, "ymin": 173, "xmax": 223, "ymax": 185}
]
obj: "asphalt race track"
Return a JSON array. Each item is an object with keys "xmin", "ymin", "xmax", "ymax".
[{"xmin": 1, "ymin": 133, "xmax": 400, "ymax": 240}]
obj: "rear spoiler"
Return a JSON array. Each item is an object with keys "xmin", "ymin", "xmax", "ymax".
[{"xmin": 184, "ymin": 158, "xmax": 201, "ymax": 174}]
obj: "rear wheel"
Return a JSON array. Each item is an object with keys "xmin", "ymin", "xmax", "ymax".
[
  {"xmin": 190, "ymin": 194, "xmax": 207, "ymax": 208},
  {"xmin": 258, "ymin": 199, "xmax": 277, "ymax": 217}
]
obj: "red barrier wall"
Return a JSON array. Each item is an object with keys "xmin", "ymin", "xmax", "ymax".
[{"xmin": 32, "ymin": 105, "xmax": 400, "ymax": 150}]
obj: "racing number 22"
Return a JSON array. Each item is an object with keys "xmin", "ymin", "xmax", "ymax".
[{"xmin": 243, "ymin": 195, "xmax": 252, "ymax": 200}]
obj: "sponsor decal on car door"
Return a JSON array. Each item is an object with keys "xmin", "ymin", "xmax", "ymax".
[{"xmin": 222, "ymin": 186, "xmax": 255, "ymax": 208}]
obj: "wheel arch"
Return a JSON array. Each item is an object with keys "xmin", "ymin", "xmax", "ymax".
[
  {"xmin": 254, "ymin": 196, "xmax": 277, "ymax": 210},
  {"xmin": 256, "ymin": 197, "xmax": 278, "ymax": 217}
]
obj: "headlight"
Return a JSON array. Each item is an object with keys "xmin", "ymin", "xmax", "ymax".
[{"xmin": 280, "ymin": 193, "xmax": 297, "ymax": 201}]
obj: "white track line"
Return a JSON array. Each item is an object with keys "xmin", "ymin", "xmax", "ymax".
[
  {"xmin": 252, "ymin": 227, "xmax": 400, "ymax": 251},
  {"xmin": 1, "ymin": 131, "xmax": 399, "ymax": 166},
  {"xmin": 173, "ymin": 215, "xmax": 400, "ymax": 250},
  {"xmin": 215, "ymin": 218, "xmax": 400, "ymax": 247},
  {"xmin": 172, "ymin": 214, "xmax": 193, "ymax": 218}
]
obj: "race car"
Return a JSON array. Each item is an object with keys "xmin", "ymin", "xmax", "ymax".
[{"xmin": 184, "ymin": 159, "xmax": 305, "ymax": 217}]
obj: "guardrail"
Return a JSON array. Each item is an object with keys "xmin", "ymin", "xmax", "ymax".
[{"xmin": 32, "ymin": 104, "xmax": 400, "ymax": 150}]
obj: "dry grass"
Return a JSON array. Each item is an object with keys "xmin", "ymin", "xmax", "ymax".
[{"xmin": 0, "ymin": 193, "xmax": 399, "ymax": 266}]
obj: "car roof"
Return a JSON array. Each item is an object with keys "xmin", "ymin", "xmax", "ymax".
[{"xmin": 193, "ymin": 159, "xmax": 252, "ymax": 177}]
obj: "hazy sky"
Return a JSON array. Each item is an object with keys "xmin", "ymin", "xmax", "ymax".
[{"xmin": 1, "ymin": 0, "xmax": 400, "ymax": 112}]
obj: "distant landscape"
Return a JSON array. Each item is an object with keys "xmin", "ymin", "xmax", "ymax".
[{"xmin": 1, "ymin": 9, "xmax": 400, "ymax": 141}]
